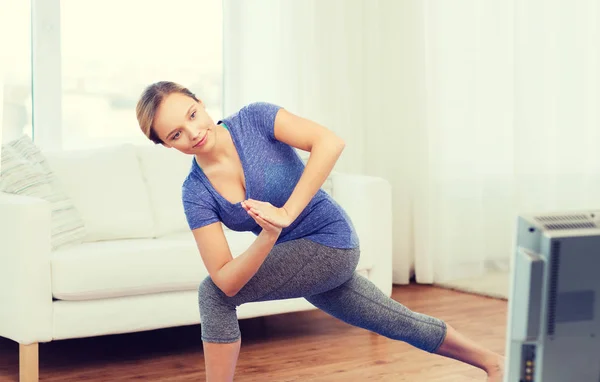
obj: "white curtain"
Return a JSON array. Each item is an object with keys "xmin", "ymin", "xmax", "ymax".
[
  {"xmin": 224, "ymin": 0, "xmax": 600, "ymax": 284},
  {"xmin": 409, "ymin": 0, "xmax": 516, "ymax": 283},
  {"xmin": 514, "ymin": 0, "xmax": 600, "ymax": 212},
  {"xmin": 223, "ymin": 0, "xmax": 367, "ymax": 172}
]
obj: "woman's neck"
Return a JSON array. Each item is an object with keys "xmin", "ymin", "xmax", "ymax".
[{"xmin": 194, "ymin": 124, "xmax": 235, "ymax": 169}]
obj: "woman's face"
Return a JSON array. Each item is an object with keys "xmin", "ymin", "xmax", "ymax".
[{"xmin": 152, "ymin": 92, "xmax": 218, "ymax": 155}]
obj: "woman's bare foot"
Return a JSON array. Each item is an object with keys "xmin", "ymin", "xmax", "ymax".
[
  {"xmin": 485, "ymin": 356, "xmax": 505, "ymax": 382},
  {"xmin": 435, "ymin": 323, "xmax": 506, "ymax": 381}
]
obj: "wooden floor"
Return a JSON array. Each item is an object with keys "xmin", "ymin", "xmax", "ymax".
[{"xmin": 0, "ymin": 284, "xmax": 508, "ymax": 381}]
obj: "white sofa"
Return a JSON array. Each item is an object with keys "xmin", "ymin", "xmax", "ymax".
[{"xmin": 0, "ymin": 142, "xmax": 393, "ymax": 382}]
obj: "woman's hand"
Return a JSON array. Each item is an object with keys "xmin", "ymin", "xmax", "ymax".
[
  {"xmin": 241, "ymin": 199, "xmax": 293, "ymax": 229},
  {"xmin": 245, "ymin": 205, "xmax": 282, "ymax": 237}
]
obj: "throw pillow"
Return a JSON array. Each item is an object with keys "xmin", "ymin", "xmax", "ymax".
[{"xmin": 0, "ymin": 135, "xmax": 87, "ymax": 250}]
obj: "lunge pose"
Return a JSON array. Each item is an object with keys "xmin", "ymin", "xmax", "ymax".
[{"xmin": 136, "ymin": 81, "xmax": 504, "ymax": 381}]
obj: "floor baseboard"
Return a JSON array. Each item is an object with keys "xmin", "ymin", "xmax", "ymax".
[{"xmin": 434, "ymin": 270, "xmax": 509, "ymax": 300}]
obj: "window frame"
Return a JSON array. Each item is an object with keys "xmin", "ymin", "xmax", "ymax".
[
  {"xmin": 31, "ymin": 0, "xmax": 62, "ymax": 150},
  {"xmin": 31, "ymin": 0, "xmax": 226, "ymax": 151}
]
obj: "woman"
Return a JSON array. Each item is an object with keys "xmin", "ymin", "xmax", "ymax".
[{"xmin": 136, "ymin": 81, "xmax": 504, "ymax": 382}]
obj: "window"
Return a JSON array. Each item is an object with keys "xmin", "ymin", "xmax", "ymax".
[
  {"xmin": 1, "ymin": 0, "xmax": 33, "ymax": 144},
  {"xmin": 34, "ymin": 0, "xmax": 223, "ymax": 150}
]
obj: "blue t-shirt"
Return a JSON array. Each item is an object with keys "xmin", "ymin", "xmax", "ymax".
[{"xmin": 181, "ymin": 102, "xmax": 359, "ymax": 249}]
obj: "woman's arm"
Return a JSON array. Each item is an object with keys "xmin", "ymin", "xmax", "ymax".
[
  {"xmin": 244, "ymin": 109, "xmax": 345, "ymax": 225},
  {"xmin": 274, "ymin": 109, "xmax": 345, "ymax": 221},
  {"xmin": 193, "ymin": 211, "xmax": 282, "ymax": 297}
]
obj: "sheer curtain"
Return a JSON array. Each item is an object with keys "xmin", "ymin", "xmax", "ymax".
[
  {"xmin": 379, "ymin": 0, "xmax": 600, "ymax": 283},
  {"xmin": 223, "ymin": 0, "xmax": 600, "ymax": 284},
  {"xmin": 223, "ymin": 0, "xmax": 368, "ymax": 173},
  {"xmin": 513, "ymin": 0, "xmax": 600, "ymax": 213},
  {"xmin": 408, "ymin": 0, "xmax": 516, "ymax": 283}
]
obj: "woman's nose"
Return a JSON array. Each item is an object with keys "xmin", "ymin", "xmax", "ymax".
[{"xmin": 187, "ymin": 126, "xmax": 201, "ymax": 141}]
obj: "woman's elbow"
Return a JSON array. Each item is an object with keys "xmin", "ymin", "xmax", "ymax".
[
  {"xmin": 332, "ymin": 136, "xmax": 345, "ymax": 155},
  {"xmin": 223, "ymin": 287, "xmax": 239, "ymax": 298},
  {"xmin": 218, "ymin": 281, "xmax": 239, "ymax": 297},
  {"xmin": 324, "ymin": 133, "xmax": 345, "ymax": 153},
  {"xmin": 210, "ymin": 274, "xmax": 239, "ymax": 297}
]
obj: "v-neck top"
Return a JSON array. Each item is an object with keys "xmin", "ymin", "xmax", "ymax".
[{"xmin": 181, "ymin": 102, "xmax": 359, "ymax": 249}]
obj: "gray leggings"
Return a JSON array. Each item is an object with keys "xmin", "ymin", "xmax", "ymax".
[{"xmin": 197, "ymin": 238, "xmax": 447, "ymax": 353}]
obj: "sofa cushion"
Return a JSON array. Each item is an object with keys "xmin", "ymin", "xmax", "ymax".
[
  {"xmin": 161, "ymin": 232, "xmax": 373, "ymax": 272},
  {"xmin": 51, "ymin": 230, "xmax": 258, "ymax": 301},
  {"xmin": 0, "ymin": 135, "xmax": 87, "ymax": 250},
  {"xmin": 52, "ymin": 228, "xmax": 373, "ymax": 301},
  {"xmin": 135, "ymin": 144, "xmax": 194, "ymax": 237},
  {"xmin": 43, "ymin": 144, "xmax": 155, "ymax": 242}
]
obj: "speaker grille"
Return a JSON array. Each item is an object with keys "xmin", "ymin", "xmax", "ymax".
[
  {"xmin": 534, "ymin": 214, "xmax": 597, "ymax": 230},
  {"xmin": 535, "ymin": 214, "xmax": 589, "ymax": 222},
  {"xmin": 544, "ymin": 222, "xmax": 597, "ymax": 230},
  {"xmin": 547, "ymin": 240, "xmax": 561, "ymax": 335}
]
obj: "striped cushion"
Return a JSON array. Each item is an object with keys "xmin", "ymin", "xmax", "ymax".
[{"xmin": 0, "ymin": 135, "xmax": 87, "ymax": 250}]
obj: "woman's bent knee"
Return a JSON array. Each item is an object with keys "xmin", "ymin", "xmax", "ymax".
[
  {"xmin": 198, "ymin": 276, "xmax": 232, "ymax": 312},
  {"xmin": 198, "ymin": 276, "xmax": 220, "ymax": 300},
  {"xmin": 198, "ymin": 276, "xmax": 241, "ymax": 343}
]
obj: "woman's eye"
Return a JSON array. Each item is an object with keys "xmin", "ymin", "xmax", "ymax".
[
  {"xmin": 172, "ymin": 131, "xmax": 181, "ymax": 140},
  {"xmin": 191, "ymin": 111, "xmax": 196, "ymax": 119}
]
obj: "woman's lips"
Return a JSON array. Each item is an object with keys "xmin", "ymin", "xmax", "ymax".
[{"xmin": 193, "ymin": 134, "xmax": 208, "ymax": 148}]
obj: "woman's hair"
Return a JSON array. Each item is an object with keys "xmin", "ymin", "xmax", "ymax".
[{"xmin": 136, "ymin": 81, "xmax": 199, "ymax": 144}]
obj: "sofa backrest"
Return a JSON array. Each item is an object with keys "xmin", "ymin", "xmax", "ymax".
[
  {"xmin": 134, "ymin": 144, "xmax": 193, "ymax": 237},
  {"xmin": 43, "ymin": 143, "xmax": 156, "ymax": 242},
  {"xmin": 42, "ymin": 143, "xmax": 334, "ymax": 243}
]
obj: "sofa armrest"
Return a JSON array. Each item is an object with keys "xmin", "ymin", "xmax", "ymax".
[
  {"xmin": 0, "ymin": 192, "xmax": 53, "ymax": 344},
  {"xmin": 331, "ymin": 172, "xmax": 393, "ymax": 296}
]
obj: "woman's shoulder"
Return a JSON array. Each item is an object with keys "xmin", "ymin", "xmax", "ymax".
[
  {"xmin": 222, "ymin": 102, "xmax": 282, "ymax": 141},
  {"xmin": 222, "ymin": 102, "xmax": 282, "ymax": 124},
  {"xmin": 240, "ymin": 102, "xmax": 282, "ymax": 121}
]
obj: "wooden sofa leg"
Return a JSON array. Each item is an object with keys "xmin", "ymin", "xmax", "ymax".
[{"xmin": 19, "ymin": 343, "xmax": 39, "ymax": 382}]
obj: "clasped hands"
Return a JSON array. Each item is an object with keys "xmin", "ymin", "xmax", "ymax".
[{"xmin": 241, "ymin": 199, "xmax": 292, "ymax": 235}]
